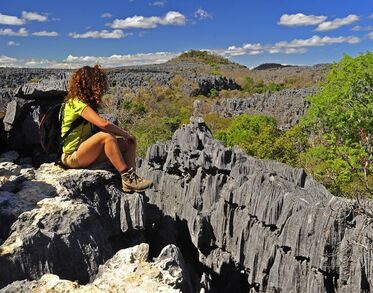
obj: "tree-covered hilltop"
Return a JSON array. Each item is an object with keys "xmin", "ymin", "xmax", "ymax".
[{"xmin": 169, "ymin": 50, "xmax": 233, "ymax": 65}]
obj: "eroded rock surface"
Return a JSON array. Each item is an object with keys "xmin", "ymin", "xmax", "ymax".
[
  {"xmin": 15, "ymin": 73, "xmax": 70, "ymax": 100},
  {"xmin": 212, "ymin": 87, "xmax": 317, "ymax": 129},
  {"xmin": 0, "ymin": 162, "xmax": 146, "ymax": 288},
  {"xmin": 1, "ymin": 243, "xmax": 187, "ymax": 293},
  {"xmin": 139, "ymin": 117, "xmax": 373, "ymax": 292}
]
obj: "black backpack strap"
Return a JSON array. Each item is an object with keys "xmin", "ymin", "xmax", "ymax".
[
  {"xmin": 61, "ymin": 116, "xmax": 85, "ymax": 141},
  {"xmin": 55, "ymin": 116, "xmax": 86, "ymax": 166}
]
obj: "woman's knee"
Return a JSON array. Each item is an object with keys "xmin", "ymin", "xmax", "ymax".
[{"xmin": 99, "ymin": 132, "xmax": 117, "ymax": 144}]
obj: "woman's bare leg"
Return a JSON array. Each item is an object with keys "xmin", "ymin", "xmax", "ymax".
[
  {"xmin": 118, "ymin": 137, "xmax": 136, "ymax": 169},
  {"xmin": 95, "ymin": 136, "xmax": 137, "ymax": 169},
  {"xmin": 75, "ymin": 132, "xmax": 128, "ymax": 172}
]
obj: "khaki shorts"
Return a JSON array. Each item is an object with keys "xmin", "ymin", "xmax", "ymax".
[{"xmin": 61, "ymin": 151, "xmax": 81, "ymax": 169}]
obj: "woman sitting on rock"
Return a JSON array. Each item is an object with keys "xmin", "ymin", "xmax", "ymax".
[{"xmin": 61, "ymin": 65, "xmax": 152, "ymax": 192}]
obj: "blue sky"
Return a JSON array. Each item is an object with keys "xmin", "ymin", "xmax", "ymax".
[{"xmin": 0, "ymin": 0, "xmax": 372, "ymax": 68}]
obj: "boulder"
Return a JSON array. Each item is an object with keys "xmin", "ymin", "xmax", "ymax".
[
  {"xmin": 1, "ymin": 243, "xmax": 187, "ymax": 293},
  {"xmin": 3, "ymin": 101, "xmax": 17, "ymax": 132},
  {"xmin": 0, "ymin": 162, "xmax": 146, "ymax": 288},
  {"xmin": 14, "ymin": 74, "xmax": 69, "ymax": 100}
]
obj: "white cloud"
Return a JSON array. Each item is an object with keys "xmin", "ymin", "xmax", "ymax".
[
  {"xmin": 352, "ymin": 25, "xmax": 373, "ymax": 31},
  {"xmin": 69, "ymin": 29, "xmax": 131, "ymax": 39},
  {"xmin": 0, "ymin": 28, "xmax": 28, "ymax": 37},
  {"xmin": 368, "ymin": 14, "xmax": 373, "ymax": 19},
  {"xmin": 278, "ymin": 13, "xmax": 327, "ymax": 26},
  {"xmin": 32, "ymin": 31, "xmax": 59, "ymax": 37},
  {"xmin": 0, "ymin": 52, "xmax": 179, "ymax": 68},
  {"xmin": 194, "ymin": 8, "xmax": 212, "ymax": 20},
  {"xmin": 101, "ymin": 13, "xmax": 113, "ymax": 18},
  {"xmin": 368, "ymin": 32, "xmax": 373, "ymax": 39},
  {"xmin": 149, "ymin": 1, "xmax": 166, "ymax": 7},
  {"xmin": 7, "ymin": 41, "xmax": 20, "ymax": 46},
  {"xmin": 225, "ymin": 43, "xmax": 263, "ymax": 56},
  {"xmin": 274, "ymin": 35, "xmax": 360, "ymax": 48},
  {"xmin": 316, "ymin": 14, "xmax": 359, "ymax": 31},
  {"xmin": 0, "ymin": 55, "xmax": 17, "ymax": 64},
  {"xmin": 221, "ymin": 35, "xmax": 360, "ymax": 57},
  {"xmin": 64, "ymin": 52, "xmax": 178, "ymax": 66},
  {"xmin": 0, "ymin": 13, "xmax": 25, "ymax": 25},
  {"xmin": 268, "ymin": 47, "xmax": 307, "ymax": 54},
  {"xmin": 110, "ymin": 11, "xmax": 186, "ymax": 29},
  {"xmin": 22, "ymin": 11, "xmax": 48, "ymax": 22}
]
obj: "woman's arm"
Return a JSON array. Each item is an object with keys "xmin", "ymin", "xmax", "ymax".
[{"xmin": 80, "ymin": 105, "xmax": 134, "ymax": 140}]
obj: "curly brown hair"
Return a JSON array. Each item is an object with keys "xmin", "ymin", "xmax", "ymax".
[{"xmin": 65, "ymin": 65, "xmax": 108, "ymax": 108}]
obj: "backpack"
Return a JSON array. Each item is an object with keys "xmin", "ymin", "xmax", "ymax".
[{"xmin": 39, "ymin": 103, "xmax": 85, "ymax": 162}]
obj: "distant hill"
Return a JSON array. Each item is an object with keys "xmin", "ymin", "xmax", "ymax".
[
  {"xmin": 253, "ymin": 63, "xmax": 294, "ymax": 70},
  {"xmin": 168, "ymin": 50, "xmax": 235, "ymax": 66}
]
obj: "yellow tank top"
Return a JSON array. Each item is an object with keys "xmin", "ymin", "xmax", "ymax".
[{"xmin": 61, "ymin": 98, "xmax": 93, "ymax": 154}]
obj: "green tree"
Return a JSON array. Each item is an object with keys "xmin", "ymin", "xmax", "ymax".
[
  {"xmin": 305, "ymin": 52, "xmax": 373, "ymax": 143},
  {"xmin": 272, "ymin": 123, "xmax": 308, "ymax": 165},
  {"xmin": 301, "ymin": 52, "xmax": 373, "ymax": 196},
  {"xmin": 215, "ymin": 114, "xmax": 279, "ymax": 159},
  {"xmin": 242, "ymin": 76, "xmax": 255, "ymax": 93},
  {"xmin": 208, "ymin": 88, "xmax": 219, "ymax": 97}
]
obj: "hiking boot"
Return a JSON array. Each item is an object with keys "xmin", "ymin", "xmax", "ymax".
[{"xmin": 121, "ymin": 168, "xmax": 153, "ymax": 192}]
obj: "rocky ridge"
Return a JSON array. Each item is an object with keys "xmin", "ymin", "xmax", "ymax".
[
  {"xmin": 212, "ymin": 87, "xmax": 316, "ymax": 129},
  {"xmin": 138, "ymin": 117, "xmax": 373, "ymax": 292},
  {"xmin": 0, "ymin": 64, "xmax": 239, "ymax": 99}
]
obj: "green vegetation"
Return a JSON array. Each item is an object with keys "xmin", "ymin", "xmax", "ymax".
[
  {"xmin": 208, "ymin": 69, "xmax": 222, "ymax": 76},
  {"xmin": 299, "ymin": 52, "xmax": 373, "ymax": 196},
  {"xmin": 215, "ymin": 115, "xmax": 279, "ymax": 159},
  {"xmin": 241, "ymin": 76, "xmax": 285, "ymax": 94},
  {"xmin": 208, "ymin": 88, "xmax": 219, "ymax": 97},
  {"xmin": 176, "ymin": 50, "xmax": 231, "ymax": 66},
  {"xmin": 120, "ymin": 100, "xmax": 147, "ymax": 115},
  {"xmin": 213, "ymin": 114, "xmax": 307, "ymax": 165}
]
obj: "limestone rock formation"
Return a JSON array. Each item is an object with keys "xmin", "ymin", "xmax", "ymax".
[
  {"xmin": 1, "ymin": 243, "xmax": 186, "ymax": 293},
  {"xmin": 212, "ymin": 87, "xmax": 316, "ymax": 129},
  {"xmin": 139, "ymin": 117, "xmax": 373, "ymax": 292},
  {"xmin": 0, "ymin": 161, "xmax": 146, "ymax": 288},
  {"xmin": 14, "ymin": 74, "xmax": 70, "ymax": 100},
  {"xmin": 0, "ymin": 68, "xmax": 68, "ymax": 90},
  {"xmin": 0, "ymin": 90, "xmax": 13, "ymax": 114},
  {"xmin": 0, "ymin": 65, "xmax": 239, "ymax": 99}
]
